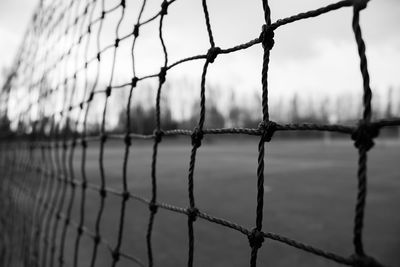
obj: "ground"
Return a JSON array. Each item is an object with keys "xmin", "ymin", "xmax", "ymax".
[{"xmin": 53, "ymin": 137, "xmax": 400, "ymax": 267}]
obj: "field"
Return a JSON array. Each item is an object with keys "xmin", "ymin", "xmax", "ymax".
[{"xmin": 49, "ymin": 137, "xmax": 400, "ymax": 267}]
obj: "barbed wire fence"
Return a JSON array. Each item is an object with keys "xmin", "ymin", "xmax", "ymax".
[{"xmin": 0, "ymin": 0, "xmax": 399, "ymax": 266}]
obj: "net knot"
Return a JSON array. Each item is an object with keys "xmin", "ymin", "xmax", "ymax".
[
  {"xmin": 207, "ymin": 47, "xmax": 221, "ymax": 63},
  {"xmin": 99, "ymin": 188, "xmax": 107, "ymax": 198},
  {"xmin": 97, "ymin": 52, "xmax": 101, "ymax": 62},
  {"xmin": 114, "ymin": 38, "xmax": 120, "ymax": 48},
  {"xmin": 124, "ymin": 134, "xmax": 131, "ymax": 146},
  {"xmin": 159, "ymin": 67, "xmax": 167, "ymax": 84},
  {"xmin": 191, "ymin": 127, "xmax": 204, "ymax": 148},
  {"xmin": 149, "ymin": 202, "xmax": 158, "ymax": 213},
  {"xmin": 122, "ymin": 191, "xmax": 130, "ymax": 201},
  {"xmin": 154, "ymin": 129, "xmax": 164, "ymax": 143},
  {"xmin": 81, "ymin": 181, "xmax": 87, "ymax": 189},
  {"xmin": 81, "ymin": 139, "xmax": 87, "ymax": 148},
  {"xmin": 112, "ymin": 250, "xmax": 120, "ymax": 262},
  {"xmin": 131, "ymin": 77, "xmax": 138, "ymax": 87},
  {"xmin": 248, "ymin": 228, "xmax": 265, "ymax": 249},
  {"xmin": 120, "ymin": 0, "xmax": 125, "ymax": 8},
  {"xmin": 351, "ymin": 254, "xmax": 384, "ymax": 267},
  {"xmin": 105, "ymin": 86, "xmax": 112, "ymax": 97},
  {"xmin": 352, "ymin": 0, "xmax": 369, "ymax": 10},
  {"xmin": 258, "ymin": 120, "xmax": 277, "ymax": 142},
  {"xmin": 88, "ymin": 92, "xmax": 94, "ymax": 102},
  {"xmin": 62, "ymin": 142, "xmax": 68, "ymax": 150},
  {"xmin": 79, "ymin": 102, "xmax": 84, "ymax": 109},
  {"xmin": 260, "ymin": 24, "xmax": 275, "ymax": 50},
  {"xmin": 77, "ymin": 227, "xmax": 83, "ymax": 235},
  {"xmin": 94, "ymin": 235, "xmax": 101, "ymax": 244},
  {"xmin": 101, "ymin": 134, "xmax": 107, "ymax": 144},
  {"xmin": 101, "ymin": 11, "xmax": 106, "ymax": 19},
  {"xmin": 187, "ymin": 207, "xmax": 199, "ymax": 222},
  {"xmin": 351, "ymin": 122, "xmax": 379, "ymax": 151},
  {"xmin": 133, "ymin": 24, "xmax": 140, "ymax": 37},
  {"xmin": 161, "ymin": 0, "xmax": 169, "ymax": 15},
  {"xmin": 65, "ymin": 218, "xmax": 70, "ymax": 225},
  {"xmin": 87, "ymin": 25, "xmax": 91, "ymax": 34}
]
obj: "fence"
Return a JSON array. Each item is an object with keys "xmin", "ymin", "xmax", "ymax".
[{"xmin": 0, "ymin": 0, "xmax": 399, "ymax": 266}]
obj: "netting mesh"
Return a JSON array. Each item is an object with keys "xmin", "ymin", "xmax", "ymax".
[{"xmin": 0, "ymin": 0, "xmax": 399, "ymax": 266}]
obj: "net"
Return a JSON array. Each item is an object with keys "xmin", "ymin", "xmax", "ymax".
[{"xmin": 0, "ymin": 0, "xmax": 398, "ymax": 266}]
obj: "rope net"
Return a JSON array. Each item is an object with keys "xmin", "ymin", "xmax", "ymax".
[{"xmin": 0, "ymin": 0, "xmax": 398, "ymax": 266}]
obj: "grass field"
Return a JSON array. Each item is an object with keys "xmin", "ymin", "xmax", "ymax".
[{"xmin": 52, "ymin": 137, "xmax": 400, "ymax": 267}]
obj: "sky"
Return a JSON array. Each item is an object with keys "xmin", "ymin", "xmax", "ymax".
[{"xmin": 0, "ymin": 0, "xmax": 399, "ymax": 125}]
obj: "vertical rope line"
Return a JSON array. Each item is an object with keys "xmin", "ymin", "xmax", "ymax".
[
  {"xmin": 110, "ymin": 2, "xmax": 128, "ymax": 266},
  {"xmin": 32, "ymin": 4, "xmax": 58, "ymax": 263},
  {"xmin": 40, "ymin": 120, "xmax": 57, "ymax": 267},
  {"xmin": 250, "ymin": 1, "xmax": 274, "ymax": 266},
  {"xmin": 30, "ymin": 143, "xmax": 45, "ymax": 266},
  {"xmin": 29, "ymin": 131, "xmax": 42, "ymax": 266},
  {"xmin": 131, "ymin": 0, "xmax": 147, "ymax": 77},
  {"xmin": 73, "ymin": 0, "xmax": 100, "ymax": 263},
  {"xmin": 33, "ymin": 145, "xmax": 48, "ymax": 267},
  {"xmin": 89, "ymin": 0, "xmax": 109, "ymax": 265},
  {"xmin": 201, "ymin": 0, "xmax": 215, "ymax": 47},
  {"xmin": 50, "ymin": 2, "xmax": 85, "ymax": 265},
  {"xmin": 27, "ymin": 92, "xmax": 39, "ymax": 266},
  {"xmin": 186, "ymin": 1, "xmax": 217, "ymax": 265},
  {"xmin": 146, "ymin": 3, "xmax": 169, "ymax": 265},
  {"xmin": 58, "ymin": 1, "xmax": 95, "ymax": 266},
  {"xmin": 352, "ymin": 3, "xmax": 371, "ymax": 123},
  {"xmin": 40, "ymin": 1, "xmax": 77, "ymax": 262},
  {"xmin": 40, "ymin": 17, "xmax": 72, "ymax": 263},
  {"xmin": 40, "ymin": 0, "xmax": 76, "ymax": 263},
  {"xmin": 261, "ymin": 1, "xmax": 272, "ymax": 122},
  {"xmin": 354, "ymin": 146, "xmax": 367, "ymax": 256},
  {"xmin": 29, "ymin": 18, "xmax": 53, "ymax": 265},
  {"xmin": 147, "ymin": 141, "xmax": 158, "ymax": 267},
  {"xmin": 23, "ymin": 142, "xmax": 33, "ymax": 266},
  {"xmin": 187, "ymin": 143, "xmax": 199, "ymax": 267},
  {"xmin": 351, "ymin": 1, "xmax": 371, "ymax": 257}
]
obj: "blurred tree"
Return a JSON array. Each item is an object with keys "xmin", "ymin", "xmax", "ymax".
[
  {"xmin": 290, "ymin": 93, "xmax": 300, "ymax": 122},
  {"xmin": 385, "ymin": 86, "xmax": 393, "ymax": 118},
  {"xmin": 227, "ymin": 90, "xmax": 240, "ymax": 127}
]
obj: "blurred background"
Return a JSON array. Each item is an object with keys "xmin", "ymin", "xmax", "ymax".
[{"xmin": 0, "ymin": 0, "xmax": 399, "ymax": 267}]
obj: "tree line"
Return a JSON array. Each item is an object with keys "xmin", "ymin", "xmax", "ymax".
[{"xmin": 111, "ymin": 86, "xmax": 399, "ymax": 138}]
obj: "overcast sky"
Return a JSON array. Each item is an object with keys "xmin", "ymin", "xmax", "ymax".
[{"xmin": 1, "ymin": 0, "xmax": 399, "ymax": 123}]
